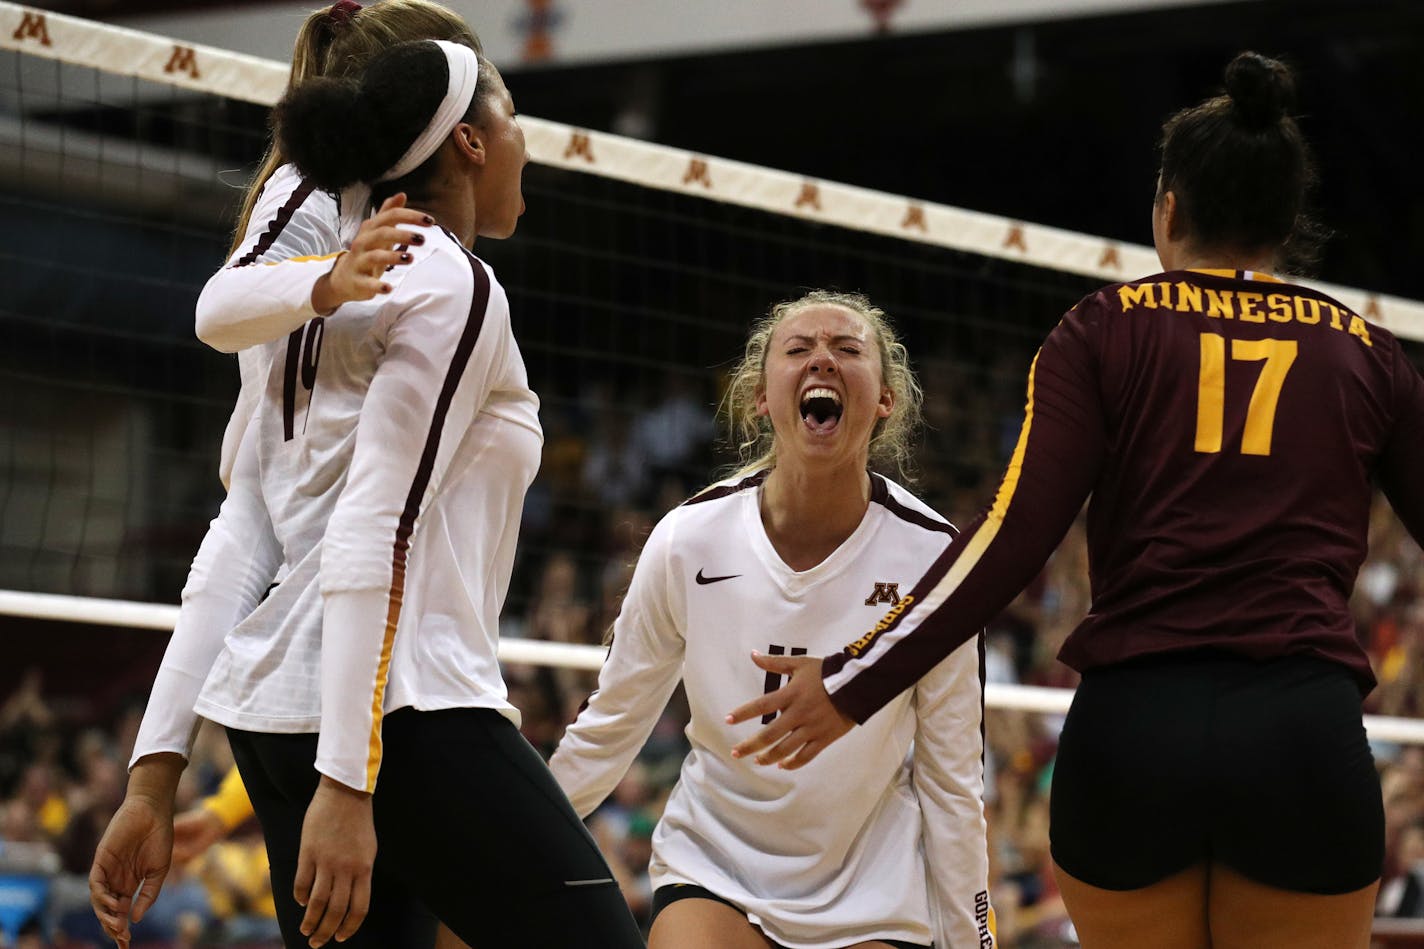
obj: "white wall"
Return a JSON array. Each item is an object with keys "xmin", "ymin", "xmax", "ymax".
[{"xmin": 114, "ymin": 0, "xmax": 1241, "ymax": 72}]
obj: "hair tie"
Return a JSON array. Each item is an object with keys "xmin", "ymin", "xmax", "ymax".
[{"xmin": 328, "ymin": 0, "xmax": 362, "ymax": 24}]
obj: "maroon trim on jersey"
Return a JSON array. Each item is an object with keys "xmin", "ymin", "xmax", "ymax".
[
  {"xmin": 234, "ymin": 179, "xmax": 318, "ymax": 267},
  {"xmin": 870, "ymin": 473, "xmax": 958, "ymax": 536},
  {"xmin": 388, "ymin": 248, "xmax": 492, "ymax": 613},
  {"xmin": 976, "ymin": 631, "xmax": 986, "ymax": 766},
  {"xmin": 683, "ymin": 469, "xmax": 770, "ymax": 506},
  {"xmin": 399, "ymin": 249, "xmax": 491, "ymax": 535}
]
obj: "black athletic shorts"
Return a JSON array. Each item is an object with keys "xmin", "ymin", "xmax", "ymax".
[
  {"xmin": 229, "ymin": 707, "xmax": 644, "ymax": 949},
  {"xmin": 650, "ymin": 884, "xmax": 932, "ymax": 948},
  {"xmin": 1050, "ymin": 651, "xmax": 1383, "ymax": 894}
]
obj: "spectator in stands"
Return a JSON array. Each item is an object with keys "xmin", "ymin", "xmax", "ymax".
[
  {"xmin": 1380, "ymin": 819, "xmax": 1424, "ymax": 918},
  {"xmin": 734, "ymin": 52, "xmax": 1424, "ymax": 949}
]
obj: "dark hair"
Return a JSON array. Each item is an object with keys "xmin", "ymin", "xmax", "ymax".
[
  {"xmin": 227, "ymin": 1, "xmax": 481, "ymax": 256},
  {"xmin": 274, "ymin": 39, "xmax": 494, "ymax": 200},
  {"xmin": 1157, "ymin": 51, "xmax": 1324, "ymax": 272}
]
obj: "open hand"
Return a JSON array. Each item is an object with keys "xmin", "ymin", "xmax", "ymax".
[
  {"xmin": 294, "ymin": 776, "xmax": 376, "ymax": 947},
  {"xmin": 313, "ymin": 193, "xmax": 431, "ymax": 314},
  {"xmin": 726, "ymin": 652, "xmax": 856, "ymax": 770}
]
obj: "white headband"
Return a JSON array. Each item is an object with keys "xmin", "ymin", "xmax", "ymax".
[{"xmin": 376, "ymin": 40, "xmax": 480, "ymax": 183}]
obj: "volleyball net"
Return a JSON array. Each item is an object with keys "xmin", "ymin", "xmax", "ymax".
[{"xmin": 2, "ymin": 1, "xmax": 1424, "ymax": 743}]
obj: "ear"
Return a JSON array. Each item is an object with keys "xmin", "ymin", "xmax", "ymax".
[
  {"xmin": 1159, "ymin": 189, "xmax": 1180, "ymax": 241},
  {"xmin": 755, "ymin": 384, "xmax": 770, "ymax": 418},
  {"xmin": 453, "ymin": 122, "xmax": 486, "ymax": 166},
  {"xmin": 877, "ymin": 384, "xmax": 894, "ymax": 420}
]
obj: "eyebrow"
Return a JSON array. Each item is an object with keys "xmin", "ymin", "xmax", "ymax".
[{"xmin": 782, "ymin": 334, "xmax": 866, "ymax": 344}]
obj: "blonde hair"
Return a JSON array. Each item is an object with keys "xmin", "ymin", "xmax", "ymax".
[
  {"xmin": 227, "ymin": 0, "xmax": 481, "ymax": 256},
  {"xmin": 720, "ymin": 290, "xmax": 923, "ymax": 481}
]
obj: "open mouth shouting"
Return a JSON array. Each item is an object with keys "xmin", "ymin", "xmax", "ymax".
[{"xmin": 800, "ymin": 386, "xmax": 844, "ymax": 435}]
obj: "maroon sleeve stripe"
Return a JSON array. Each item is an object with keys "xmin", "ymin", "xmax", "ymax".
[
  {"xmin": 683, "ymin": 469, "xmax": 770, "ymax": 506},
  {"xmin": 870, "ymin": 473, "xmax": 958, "ymax": 536},
  {"xmin": 233, "ymin": 179, "xmax": 318, "ymax": 268},
  {"xmin": 364, "ymin": 250, "xmax": 493, "ymax": 788}
]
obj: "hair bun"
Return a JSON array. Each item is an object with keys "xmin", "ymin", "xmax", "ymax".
[
  {"xmin": 1224, "ymin": 51, "xmax": 1295, "ymax": 129},
  {"xmin": 276, "ymin": 77, "xmax": 385, "ymax": 191}
]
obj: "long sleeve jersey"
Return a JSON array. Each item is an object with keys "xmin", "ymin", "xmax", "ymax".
[
  {"xmin": 193, "ymin": 223, "xmax": 542, "ymax": 792},
  {"xmin": 131, "ymin": 165, "xmax": 351, "ymax": 766},
  {"xmin": 825, "ymin": 269, "xmax": 1424, "ymax": 723},
  {"xmin": 550, "ymin": 473, "xmax": 993, "ymax": 949},
  {"xmin": 199, "ymin": 163, "xmax": 354, "ymax": 484}
]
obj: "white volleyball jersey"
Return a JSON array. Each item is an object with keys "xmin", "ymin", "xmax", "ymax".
[
  {"xmin": 132, "ymin": 165, "xmax": 346, "ymax": 765},
  {"xmin": 194, "ymin": 223, "xmax": 542, "ymax": 793},
  {"xmin": 550, "ymin": 472, "xmax": 994, "ymax": 949},
  {"xmin": 198, "ymin": 164, "xmax": 355, "ymax": 484}
]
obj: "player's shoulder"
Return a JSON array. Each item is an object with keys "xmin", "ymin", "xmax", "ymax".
[
  {"xmin": 384, "ymin": 226, "xmax": 508, "ymax": 315},
  {"xmin": 254, "ymin": 163, "xmax": 339, "ymax": 222},
  {"xmin": 681, "ymin": 469, "xmax": 768, "ymax": 512},
  {"xmin": 869, "ymin": 474, "xmax": 957, "ymax": 539}
]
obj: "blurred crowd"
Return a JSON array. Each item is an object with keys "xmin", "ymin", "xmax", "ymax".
[{"xmin": 3, "ymin": 367, "xmax": 1424, "ymax": 948}]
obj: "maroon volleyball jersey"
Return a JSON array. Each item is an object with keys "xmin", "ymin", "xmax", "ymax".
[{"xmin": 825, "ymin": 269, "xmax": 1424, "ymax": 723}]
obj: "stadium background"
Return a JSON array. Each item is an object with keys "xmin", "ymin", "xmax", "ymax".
[{"xmin": 1, "ymin": 0, "xmax": 1423, "ymax": 946}]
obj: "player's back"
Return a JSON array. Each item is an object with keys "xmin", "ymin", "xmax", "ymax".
[{"xmin": 1060, "ymin": 268, "xmax": 1411, "ymax": 688}]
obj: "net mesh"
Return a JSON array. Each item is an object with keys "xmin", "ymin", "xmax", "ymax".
[{"xmin": 0, "ymin": 43, "xmax": 1106, "ymax": 614}]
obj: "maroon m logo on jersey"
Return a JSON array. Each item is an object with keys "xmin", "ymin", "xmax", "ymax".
[{"xmin": 864, "ymin": 582, "xmax": 901, "ymax": 607}]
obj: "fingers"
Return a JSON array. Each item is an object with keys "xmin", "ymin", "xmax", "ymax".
[
  {"xmin": 129, "ymin": 868, "xmax": 168, "ymax": 924},
  {"xmin": 725, "ymin": 689, "xmax": 784, "ymax": 728},
  {"xmin": 88, "ymin": 863, "xmax": 131, "ymax": 943},
  {"xmin": 748, "ymin": 650, "xmax": 804, "ymax": 675},
  {"xmin": 779, "ymin": 736, "xmax": 827, "ymax": 771},
  {"xmin": 334, "ymin": 872, "xmax": 371, "ymax": 943},
  {"xmin": 299, "ymin": 865, "xmax": 331, "ymax": 943},
  {"xmin": 375, "ymin": 192, "xmax": 407, "ymax": 213},
  {"xmin": 730, "ymin": 701, "xmax": 794, "ymax": 758},
  {"xmin": 306, "ymin": 870, "xmax": 349, "ymax": 948},
  {"xmin": 294, "ymin": 845, "xmax": 314, "ymax": 909}
]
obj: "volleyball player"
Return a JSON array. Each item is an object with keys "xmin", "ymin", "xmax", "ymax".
[
  {"xmin": 92, "ymin": 38, "xmax": 644, "ymax": 949},
  {"xmin": 549, "ymin": 291, "xmax": 995, "ymax": 949},
  {"xmin": 729, "ymin": 52, "xmax": 1424, "ymax": 949},
  {"xmin": 90, "ymin": 5, "xmax": 484, "ymax": 948}
]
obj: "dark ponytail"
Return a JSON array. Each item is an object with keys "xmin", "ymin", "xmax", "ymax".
[{"xmin": 1158, "ymin": 51, "xmax": 1324, "ymax": 272}]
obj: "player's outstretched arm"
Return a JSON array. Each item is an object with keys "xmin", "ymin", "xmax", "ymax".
[
  {"xmin": 196, "ymin": 179, "xmax": 426, "ymax": 352},
  {"xmin": 726, "ymin": 652, "xmax": 854, "ymax": 769}
]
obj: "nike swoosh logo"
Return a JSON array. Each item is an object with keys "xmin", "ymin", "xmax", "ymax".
[{"xmin": 696, "ymin": 569, "xmax": 741, "ymax": 585}]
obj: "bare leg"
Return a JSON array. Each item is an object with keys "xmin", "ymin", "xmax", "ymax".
[
  {"xmin": 433, "ymin": 924, "xmax": 469, "ymax": 949},
  {"xmin": 1207, "ymin": 863, "xmax": 1377, "ymax": 949},
  {"xmin": 1053, "ymin": 860, "xmax": 1210, "ymax": 949},
  {"xmin": 649, "ymin": 898, "xmax": 774, "ymax": 949}
]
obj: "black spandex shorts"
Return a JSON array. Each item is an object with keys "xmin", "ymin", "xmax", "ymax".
[
  {"xmin": 1050, "ymin": 651, "xmax": 1383, "ymax": 894},
  {"xmin": 229, "ymin": 708, "xmax": 644, "ymax": 949},
  {"xmin": 650, "ymin": 884, "xmax": 931, "ymax": 948}
]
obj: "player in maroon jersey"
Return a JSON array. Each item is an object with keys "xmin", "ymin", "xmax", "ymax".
[{"xmin": 729, "ymin": 51, "xmax": 1424, "ymax": 949}]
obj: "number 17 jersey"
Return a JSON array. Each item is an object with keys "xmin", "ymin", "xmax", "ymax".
[{"xmin": 825, "ymin": 269, "xmax": 1424, "ymax": 722}]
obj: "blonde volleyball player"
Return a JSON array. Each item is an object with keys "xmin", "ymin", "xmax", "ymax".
[
  {"xmin": 549, "ymin": 291, "xmax": 994, "ymax": 949},
  {"xmin": 94, "ymin": 33, "xmax": 642, "ymax": 949},
  {"xmin": 90, "ymin": 5, "xmax": 485, "ymax": 948}
]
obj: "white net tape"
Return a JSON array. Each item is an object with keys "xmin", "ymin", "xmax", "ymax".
[{"xmin": 5, "ymin": 589, "xmax": 1424, "ymax": 745}]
